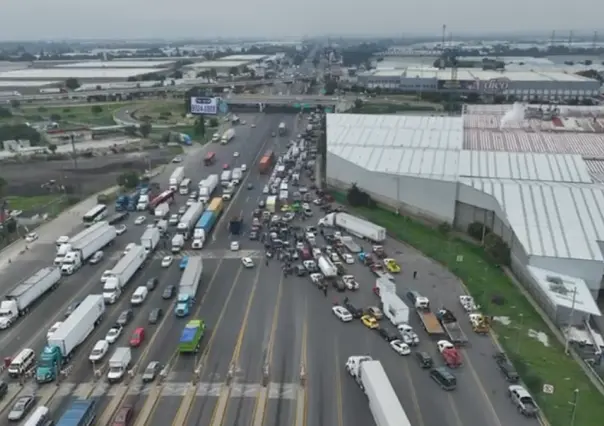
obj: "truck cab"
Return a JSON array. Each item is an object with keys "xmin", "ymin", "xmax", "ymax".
[
  {"xmin": 103, "ymin": 277, "xmax": 121, "ymax": 304},
  {"xmin": 60, "ymin": 252, "xmax": 82, "ymax": 275},
  {"xmin": 171, "ymin": 234, "xmax": 184, "ymax": 253},
  {"xmin": 175, "ymin": 294, "xmax": 193, "ymax": 317},
  {"xmin": 0, "ymin": 300, "xmax": 18, "ymax": 329},
  {"xmin": 36, "ymin": 345, "xmax": 63, "ymax": 383},
  {"xmin": 222, "ymin": 184, "xmax": 234, "ymax": 201},
  {"xmin": 54, "ymin": 244, "xmax": 71, "ymax": 265},
  {"xmin": 107, "ymin": 347, "xmax": 132, "ymax": 383}
]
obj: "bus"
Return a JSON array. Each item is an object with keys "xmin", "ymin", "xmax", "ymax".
[
  {"xmin": 179, "ymin": 178, "xmax": 191, "ymax": 195},
  {"xmin": 83, "ymin": 204, "xmax": 107, "ymax": 226},
  {"xmin": 149, "ymin": 189, "xmax": 175, "ymax": 210}
]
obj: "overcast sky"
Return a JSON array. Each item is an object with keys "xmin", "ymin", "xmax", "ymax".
[{"xmin": 1, "ymin": 0, "xmax": 603, "ymax": 40}]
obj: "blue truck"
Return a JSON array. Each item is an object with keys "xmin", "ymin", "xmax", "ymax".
[
  {"xmin": 191, "ymin": 211, "xmax": 218, "ymax": 249},
  {"xmin": 115, "ymin": 195, "xmax": 129, "ymax": 211},
  {"xmin": 56, "ymin": 399, "xmax": 96, "ymax": 426},
  {"xmin": 175, "ymin": 257, "xmax": 203, "ymax": 317}
]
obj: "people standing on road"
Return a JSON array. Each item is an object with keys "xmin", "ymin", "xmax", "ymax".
[
  {"xmin": 413, "ymin": 270, "xmax": 418, "ymax": 279},
  {"xmin": 323, "ymin": 286, "xmax": 328, "ymax": 297}
]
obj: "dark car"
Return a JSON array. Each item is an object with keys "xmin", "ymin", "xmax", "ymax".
[
  {"xmin": 142, "ymin": 361, "xmax": 162, "ymax": 383},
  {"xmin": 343, "ymin": 300, "xmax": 363, "ymax": 319},
  {"xmin": 430, "ymin": 367, "xmax": 456, "ymax": 391},
  {"xmin": 148, "ymin": 308, "xmax": 163, "ymax": 324},
  {"xmin": 377, "ymin": 327, "xmax": 396, "ymax": 342},
  {"xmin": 117, "ymin": 309, "xmax": 134, "ymax": 326},
  {"xmin": 0, "ymin": 380, "xmax": 8, "ymax": 399},
  {"xmin": 162, "ymin": 285, "xmax": 175, "ymax": 300},
  {"xmin": 64, "ymin": 300, "xmax": 82, "ymax": 318},
  {"xmin": 493, "ymin": 352, "xmax": 519, "ymax": 382},
  {"xmin": 112, "ymin": 405, "xmax": 133, "ymax": 426},
  {"xmin": 415, "ymin": 351, "xmax": 434, "ymax": 369},
  {"xmin": 249, "ymin": 231, "xmax": 258, "ymax": 241},
  {"xmin": 332, "ymin": 279, "xmax": 346, "ymax": 292},
  {"xmin": 146, "ymin": 277, "xmax": 158, "ymax": 291}
]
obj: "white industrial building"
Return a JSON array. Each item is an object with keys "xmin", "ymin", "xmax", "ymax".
[
  {"xmin": 0, "ymin": 68, "xmax": 169, "ymax": 81},
  {"xmin": 54, "ymin": 60, "xmax": 177, "ymax": 69},
  {"xmin": 326, "ymin": 111, "xmax": 604, "ymax": 324}
]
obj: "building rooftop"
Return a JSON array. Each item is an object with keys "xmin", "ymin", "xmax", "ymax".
[
  {"xmin": 0, "ymin": 68, "xmax": 168, "ymax": 79},
  {"xmin": 0, "ymin": 80, "xmax": 61, "ymax": 87},
  {"xmin": 219, "ymin": 54, "xmax": 268, "ymax": 61},
  {"xmin": 54, "ymin": 60, "xmax": 176, "ymax": 68},
  {"xmin": 188, "ymin": 60, "xmax": 249, "ymax": 69},
  {"xmin": 527, "ymin": 266, "xmax": 601, "ymax": 316}
]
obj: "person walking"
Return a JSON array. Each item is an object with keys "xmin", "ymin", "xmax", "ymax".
[{"xmin": 413, "ymin": 270, "xmax": 418, "ymax": 279}]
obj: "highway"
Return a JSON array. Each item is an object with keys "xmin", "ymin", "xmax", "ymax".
[{"xmin": 0, "ymin": 115, "xmax": 536, "ymax": 426}]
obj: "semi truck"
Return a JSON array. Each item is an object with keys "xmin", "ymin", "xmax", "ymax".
[
  {"xmin": 179, "ymin": 320, "xmax": 206, "ymax": 353},
  {"xmin": 177, "ymin": 202, "xmax": 205, "ymax": 239},
  {"xmin": 171, "ymin": 234, "xmax": 184, "ymax": 252},
  {"xmin": 221, "ymin": 128, "xmax": 235, "ymax": 144},
  {"xmin": 198, "ymin": 174, "xmax": 219, "ymax": 203},
  {"xmin": 318, "ymin": 256, "xmax": 337, "ymax": 278},
  {"xmin": 345, "ymin": 356, "xmax": 411, "ymax": 426},
  {"xmin": 140, "ymin": 227, "xmax": 160, "ymax": 254},
  {"xmin": 54, "ymin": 221, "xmax": 109, "ymax": 265},
  {"xmin": 60, "ymin": 223, "xmax": 117, "ymax": 275},
  {"xmin": 229, "ymin": 213, "xmax": 243, "ymax": 235},
  {"xmin": 0, "ymin": 267, "xmax": 61, "ymax": 329},
  {"xmin": 154, "ymin": 202, "xmax": 170, "ymax": 219},
  {"xmin": 36, "ymin": 295, "xmax": 105, "ymax": 383},
  {"xmin": 175, "ymin": 257, "xmax": 203, "ymax": 317},
  {"xmin": 278, "ymin": 122, "xmax": 286, "ymax": 135},
  {"xmin": 192, "ymin": 211, "xmax": 217, "ymax": 249},
  {"xmin": 232, "ymin": 168, "xmax": 243, "ymax": 185},
  {"xmin": 437, "ymin": 308, "xmax": 468, "ymax": 346},
  {"xmin": 319, "ymin": 213, "xmax": 386, "ymax": 242},
  {"xmin": 259, "ymin": 150, "xmax": 274, "ymax": 174},
  {"xmin": 102, "ymin": 245, "xmax": 146, "ymax": 304},
  {"xmin": 55, "ymin": 399, "xmax": 97, "ymax": 426},
  {"xmin": 169, "ymin": 166, "xmax": 185, "ymax": 191},
  {"xmin": 107, "ymin": 347, "xmax": 132, "ymax": 383}
]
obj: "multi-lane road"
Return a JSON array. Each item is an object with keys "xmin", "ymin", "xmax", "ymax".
[{"xmin": 0, "ymin": 111, "xmax": 537, "ymax": 426}]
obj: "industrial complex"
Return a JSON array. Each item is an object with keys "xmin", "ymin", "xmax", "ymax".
[{"xmin": 326, "ymin": 107, "xmax": 604, "ymax": 324}]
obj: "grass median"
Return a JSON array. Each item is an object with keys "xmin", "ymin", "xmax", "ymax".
[{"xmin": 331, "ymin": 191, "xmax": 604, "ymax": 426}]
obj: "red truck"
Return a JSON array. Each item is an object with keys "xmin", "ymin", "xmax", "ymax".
[
  {"xmin": 437, "ymin": 340, "xmax": 462, "ymax": 368},
  {"xmin": 259, "ymin": 149, "xmax": 274, "ymax": 174}
]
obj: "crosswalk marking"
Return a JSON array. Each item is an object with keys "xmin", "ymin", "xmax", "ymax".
[{"xmin": 153, "ymin": 249, "xmax": 263, "ymax": 259}]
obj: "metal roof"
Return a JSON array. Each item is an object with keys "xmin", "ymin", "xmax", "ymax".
[
  {"xmin": 527, "ymin": 265, "xmax": 601, "ymax": 316},
  {"xmin": 460, "ymin": 179, "xmax": 604, "ymax": 261},
  {"xmin": 55, "ymin": 60, "xmax": 176, "ymax": 68},
  {"xmin": 0, "ymin": 68, "xmax": 166, "ymax": 79},
  {"xmin": 458, "ymin": 151, "xmax": 592, "ymax": 183},
  {"xmin": 0, "ymin": 80, "xmax": 61, "ymax": 87}
]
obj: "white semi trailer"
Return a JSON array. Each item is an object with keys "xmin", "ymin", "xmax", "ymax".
[
  {"xmin": 102, "ymin": 245, "xmax": 146, "ymax": 304},
  {"xmin": 54, "ymin": 221, "xmax": 109, "ymax": 265},
  {"xmin": 177, "ymin": 202, "xmax": 205, "ymax": 239},
  {"xmin": 61, "ymin": 223, "xmax": 117, "ymax": 275},
  {"xmin": 319, "ymin": 213, "xmax": 386, "ymax": 242},
  {"xmin": 198, "ymin": 174, "xmax": 219, "ymax": 203},
  {"xmin": 169, "ymin": 166, "xmax": 185, "ymax": 191}
]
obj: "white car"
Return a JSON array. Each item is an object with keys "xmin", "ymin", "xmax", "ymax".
[
  {"xmin": 100, "ymin": 270, "xmax": 113, "ymax": 283},
  {"xmin": 47, "ymin": 321, "xmax": 62, "ymax": 341},
  {"xmin": 312, "ymin": 198, "xmax": 322, "ymax": 205},
  {"xmin": 135, "ymin": 216, "xmax": 146, "ymax": 225},
  {"xmin": 302, "ymin": 203, "xmax": 310, "ymax": 210},
  {"xmin": 161, "ymin": 256, "xmax": 173, "ymax": 267},
  {"xmin": 25, "ymin": 232, "xmax": 38, "ymax": 242},
  {"xmin": 115, "ymin": 224, "xmax": 127, "ymax": 235},
  {"xmin": 330, "ymin": 252, "xmax": 340, "ymax": 262},
  {"xmin": 230, "ymin": 241, "xmax": 240, "ymax": 251},
  {"xmin": 263, "ymin": 185, "xmax": 269, "ymax": 194},
  {"xmin": 89, "ymin": 251, "xmax": 104, "ymax": 265},
  {"xmin": 342, "ymin": 275, "xmax": 359, "ymax": 290},
  {"xmin": 310, "ymin": 272, "xmax": 323, "ymax": 284},
  {"xmin": 251, "ymin": 124, "xmax": 256, "ymax": 128},
  {"xmin": 242, "ymin": 257, "xmax": 254, "ymax": 268},
  {"xmin": 233, "ymin": 152, "xmax": 240, "ymax": 157},
  {"xmin": 241, "ymin": 164, "xmax": 247, "ymax": 172},
  {"xmin": 105, "ymin": 325, "xmax": 123, "ymax": 344},
  {"xmin": 89, "ymin": 340, "xmax": 109, "ymax": 363},
  {"xmin": 332, "ymin": 305, "xmax": 353, "ymax": 322},
  {"xmin": 342, "ymin": 253, "xmax": 354, "ymax": 264},
  {"xmin": 390, "ymin": 339, "xmax": 411, "ymax": 355}
]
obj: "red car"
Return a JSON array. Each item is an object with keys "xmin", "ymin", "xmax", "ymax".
[
  {"xmin": 223, "ymin": 163, "xmax": 229, "ymax": 170},
  {"xmin": 129, "ymin": 327, "xmax": 145, "ymax": 347},
  {"xmin": 112, "ymin": 405, "xmax": 133, "ymax": 426}
]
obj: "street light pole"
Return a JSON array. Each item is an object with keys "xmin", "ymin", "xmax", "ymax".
[
  {"xmin": 516, "ymin": 313, "xmax": 524, "ymax": 353},
  {"xmin": 570, "ymin": 388, "xmax": 579, "ymax": 426},
  {"xmin": 565, "ymin": 287, "xmax": 578, "ymax": 355}
]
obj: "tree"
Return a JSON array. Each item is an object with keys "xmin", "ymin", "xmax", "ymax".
[
  {"xmin": 48, "ymin": 143, "xmax": 57, "ymax": 154},
  {"xmin": 194, "ymin": 117, "xmax": 205, "ymax": 136},
  {"xmin": 324, "ymin": 79, "xmax": 338, "ymax": 95},
  {"xmin": 117, "ymin": 171, "xmax": 140, "ymax": 189},
  {"xmin": 171, "ymin": 70, "xmax": 183, "ymax": 79},
  {"xmin": 50, "ymin": 113, "xmax": 61, "ymax": 121},
  {"xmin": 91, "ymin": 105, "xmax": 103, "ymax": 114},
  {"xmin": 229, "ymin": 67, "xmax": 239, "ymax": 77},
  {"xmin": 354, "ymin": 99, "xmax": 363, "ymax": 109},
  {"xmin": 9, "ymin": 100, "xmax": 20, "ymax": 109},
  {"xmin": 209, "ymin": 118, "xmax": 219, "ymax": 128},
  {"xmin": 0, "ymin": 107, "xmax": 12, "ymax": 118},
  {"xmin": 65, "ymin": 78, "xmax": 80, "ymax": 90},
  {"xmin": 139, "ymin": 122, "xmax": 152, "ymax": 138}
]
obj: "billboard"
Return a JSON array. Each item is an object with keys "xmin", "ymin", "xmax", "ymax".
[{"xmin": 190, "ymin": 96, "xmax": 219, "ymax": 115}]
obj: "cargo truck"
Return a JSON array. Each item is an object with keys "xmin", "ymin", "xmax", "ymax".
[
  {"xmin": 61, "ymin": 223, "xmax": 117, "ymax": 275},
  {"xmin": 55, "ymin": 399, "xmax": 97, "ymax": 426},
  {"xmin": 169, "ymin": 166, "xmax": 185, "ymax": 191},
  {"xmin": 102, "ymin": 245, "xmax": 145, "ymax": 304},
  {"xmin": 54, "ymin": 221, "xmax": 109, "ymax": 265},
  {"xmin": 436, "ymin": 308, "xmax": 468, "ymax": 345},
  {"xmin": 231, "ymin": 168, "xmax": 242, "ymax": 185},
  {"xmin": 222, "ymin": 183, "xmax": 235, "ymax": 200},
  {"xmin": 36, "ymin": 295, "xmax": 105, "ymax": 383},
  {"xmin": 154, "ymin": 202, "xmax": 170, "ymax": 219},
  {"xmin": 177, "ymin": 202, "xmax": 205, "ymax": 239},
  {"xmin": 319, "ymin": 213, "xmax": 386, "ymax": 242},
  {"xmin": 221, "ymin": 128, "xmax": 235, "ymax": 144},
  {"xmin": 266, "ymin": 195, "xmax": 277, "ymax": 213},
  {"xmin": 220, "ymin": 170, "xmax": 232, "ymax": 186},
  {"xmin": 278, "ymin": 122, "xmax": 286, "ymax": 135},
  {"xmin": 140, "ymin": 227, "xmax": 160, "ymax": 254},
  {"xmin": 175, "ymin": 257, "xmax": 203, "ymax": 317},
  {"xmin": 259, "ymin": 150, "xmax": 274, "ymax": 174},
  {"xmin": 318, "ymin": 256, "xmax": 337, "ymax": 278},
  {"xmin": 107, "ymin": 347, "xmax": 132, "ymax": 383},
  {"xmin": 345, "ymin": 356, "xmax": 411, "ymax": 426},
  {"xmin": 172, "ymin": 234, "xmax": 184, "ymax": 252},
  {"xmin": 179, "ymin": 320, "xmax": 206, "ymax": 353},
  {"xmin": 229, "ymin": 212, "xmax": 243, "ymax": 235},
  {"xmin": 198, "ymin": 174, "xmax": 219, "ymax": 203},
  {"xmin": 0, "ymin": 267, "xmax": 61, "ymax": 329},
  {"xmin": 192, "ymin": 204, "xmax": 221, "ymax": 249},
  {"xmin": 414, "ymin": 297, "xmax": 445, "ymax": 335}
]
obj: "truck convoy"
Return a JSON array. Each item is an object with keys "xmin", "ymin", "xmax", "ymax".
[
  {"xmin": 179, "ymin": 319, "xmax": 206, "ymax": 353},
  {"xmin": 55, "ymin": 399, "xmax": 96, "ymax": 426},
  {"xmin": 278, "ymin": 122, "xmax": 286, "ymax": 136},
  {"xmin": 0, "ymin": 267, "xmax": 61, "ymax": 329},
  {"xmin": 221, "ymin": 128, "xmax": 235, "ymax": 144},
  {"xmin": 107, "ymin": 347, "xmax": 132, "ymax": 383},
  {"xmin": 60, "ymin": 223, "xmax": 117, "ymax": 275},
  {"xmin": 318, "ymin": 256, "xmax": 338, "ymax": 278},
  {"xmin": 54, "ymin": 221, "xmax": 108, "ymax": 265},
  {"xmin": 319, "ymin": 213, "xmax": 386, "ymax": 242},
  {"xmin": 198, "ymin": 174, "xmax": 219, "ymax": 203},
  {"xmin": 140, "ymin": 227, "xmax": 160, "ymax": 254},
  {"xmin": 345, "ymin": 356, "xmax": 411, "ymax": 426},
  {"xmin": 175, "ymin": 257, "xmax": 203, "ymax": 317},
  {"xmin": 103, "ymin": 245, "xmax": 146, "ymax": 304},
  {"xmin": 259, "ymin": 150, "xmax": 274, "ymax": 174},
  {"xmin": 192, "ymin": 198, "xmax": 223, "ymax": 249},
  {"xmin": 36, "ymin": 295, "xmax": 105, "ymax": 383},
  {"xmin": 177, "ymin": 202, "xmax": 205, "ymax": 239},
  {"xmin": 436, "ymin": 308, "xmax": 468, "ymax": 345},
  {"xmin": 169, "ymin": 166, "xmax": 185, "ymax": 191}
]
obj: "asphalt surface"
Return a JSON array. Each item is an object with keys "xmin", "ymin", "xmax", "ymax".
[{"xmin": 0, "ymin": 112, "xmax": 536, "ymax": 426}]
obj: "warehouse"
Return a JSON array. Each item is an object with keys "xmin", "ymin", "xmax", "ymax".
[
  {"xmin": 219, "ymin": 54, "xmax": 269, "ymax": 62},
  {"xmin": 0, "ymin": 68, "xmax": 170, "ymax": 83},
  {"xmin": 356, "ymin": 67, "xmax": 601, "ymax": 101},
  {"xmin": 326, "ymin": 112, "xmax": 604, "ymax": 320},
  {"xmin": 54, "ymin": 60, "xmax": 177, "ymax": 69}
]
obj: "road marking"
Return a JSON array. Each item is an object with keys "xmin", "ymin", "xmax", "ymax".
[
  {"xmin": 447, "ymin": 394, "xmax": 465, "ymax": 426},
  {"xmin": 402, "ymin": 358, "xmax": 425, "ymax": 426},
  {"xmin": 294, "ymin": 303, "xmax": 308, "ymax": 426},
  {"xmin": 334, "ymin": 340, "xmax": 344, "ymax": 426},
  {"xmin": 170, "ymin": 263, "xmax": 246, "ymax": 426},
  {"xmin": 464, "ymin": 350, "xmax": 504, "ymax": 426},
  {"xmin": 98, "ymin": 385, "xmax": 128, "ymax": 425},
  {"xmin": 209, "ymin": 264, "xmax": 262, "ymax": 426},
  {"xmin": 251, "ymin": 272, "xmax": 284, "ymax": 425}
]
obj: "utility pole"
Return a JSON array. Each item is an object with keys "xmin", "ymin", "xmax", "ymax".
[
  {"xmin": 593, "ymin": 31, "xmax": 598, "ymax": 50},
  {"xmin": 568, "ymin": 30, "xmax": 574, "ymax": 49},
  {"xmin": 441, "ymin": 24, "xmax": 446, "ymax": 50},
  {"xmin": 565, "ymin": 287, "xmax": 578, "ymax": 355}
]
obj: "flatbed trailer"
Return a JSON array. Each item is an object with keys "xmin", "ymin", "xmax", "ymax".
[
  {"xmin": 437, "ymin": 309, "xmax": 468, "ymax": 345},
  {"xmin": 416, "ymin": 308, "xmax": 445, "ymax": 335}
]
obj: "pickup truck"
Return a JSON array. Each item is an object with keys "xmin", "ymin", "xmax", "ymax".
[{"xmin": 436, "ymin": 308, "xmax": 468, "ymax": 345}]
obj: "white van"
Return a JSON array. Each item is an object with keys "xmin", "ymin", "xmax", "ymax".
[
  {"xmin": 47, "ymin": 321, "xmax": 63, "ymax": 341},
  {"xmin": 8, "ymin": 348, "xmax": 36, "ymax": 378},
  {"xmin": 23, "ymin": 406, "xmax": 50, "ymax": 426},
  {"xmin": 89, "ymin": 340, "xmax": 109, "ymax": 363},
  {"xmin": 130, "ymin": 286, "xmax": 148, "ymax": 306}
]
